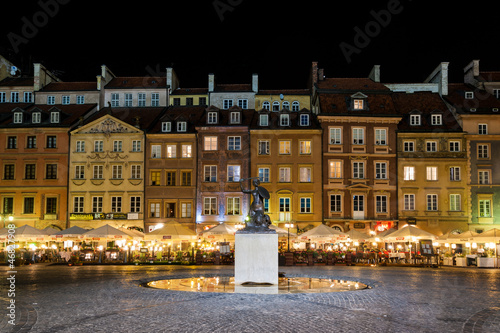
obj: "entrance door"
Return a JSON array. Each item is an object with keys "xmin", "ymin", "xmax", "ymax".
[{"xmin": 353, "ymin": 195, "xmax": 365, "ymax": 220}]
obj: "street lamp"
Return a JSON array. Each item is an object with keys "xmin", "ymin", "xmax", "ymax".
[{"xmin": 284, "ymin": 223, "xmax": 294, "ymax": 251}]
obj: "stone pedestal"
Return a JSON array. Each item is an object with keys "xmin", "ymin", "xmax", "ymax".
[{"xmin": 234, "ymin": 233, "xmax": 278, "ymax": 285}]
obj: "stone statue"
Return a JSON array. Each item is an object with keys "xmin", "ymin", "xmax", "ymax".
[{"xmin": 239, "ymin": 178, "xmax": 274, "ymax": 233}]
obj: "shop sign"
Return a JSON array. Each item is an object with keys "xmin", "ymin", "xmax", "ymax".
[
  {"xmin": 396, "ymin": 237, "xmax": 405, "ymax": 241},
  {"xmin": 70, "ymin": 213, "xmax": 94, "ymax": 220},
  {"xmin": 420, "ymin": 239, "xmax": 434, "ymax": 255},
  {"xmin": 353, "ymin": 223, "xmax": 365, "ymax": 229},
  {"xmin": 375, "ymin": 221, "xmax": 393, "ymax": 232},
  {"xmin": 94, "ymin": 213, "xmax": 128, "ymax": 220},
  {"xmin": 162, "ymin": 236, "xmax": 172, "ymax": 240},
  {"xmin": 407, "ymin": 218, "xmax": 417, "ymax": 225},
  {"xmin": 128, "ymin": 213, "xmax": 139, "ymax": 220}
]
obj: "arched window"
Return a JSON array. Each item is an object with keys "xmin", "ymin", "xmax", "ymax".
[
  {"xmin": 262, "ymin": 101, "xmax": 270, "ymax": 110},
  {"xmin": 282, "ymin": 101, "xmax": 290, "ymax": 110},
  {"xmin": 292, "ymin": 101, "xmax": 300, "ymax": 111},
  {"xmin": 272, "ymin": 101, "xmax": 280, "ymax": 111}
]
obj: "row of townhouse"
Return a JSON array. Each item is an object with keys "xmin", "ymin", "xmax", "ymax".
[{"xmin": 1, "ymin": 55, "xmax": 500, "ymax": 236}]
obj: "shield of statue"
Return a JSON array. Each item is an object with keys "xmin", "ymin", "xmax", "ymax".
[{"xmin": 257, "ymin": 186, "xmax": 270, "ymax": 200}]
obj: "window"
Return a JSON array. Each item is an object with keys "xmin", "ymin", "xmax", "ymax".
[
  {"xmin": 3, "ymin": 197, "xmax": 13, "ymax": 214},
  {"xmin": 258, "ymin": 140, "xmax": 270, "ymax": 155},
  {"xmin": 92, "ymin": 197, "xmax": 103, "ymax": 213},
  {"xmin": 138, "ymin": 93, "xmax": 146, "ymax": 107},
  {"xmin": 47, "ymin": 95, "xmax": 55, "ymax": 105},
  {"xmin": 227, "ymin": 197, "xmax": 240, "ymax": 215},
  {"xmin": 165, "ymin": 203, "xmax": 176, "ymax": 218},
  {"xmin": 166, "ymin": 171, "xmax": 176, "ymax": 186},
  {"xmin": 111, "ymin": 93, "xmax": 119, "ymax": 107},
  {"xmin": 352, "ymin": 162, "xmax": 364, "ymax": 179},
  {"xmin": 26, "ymin": 136, "xmax": 37, "ymax": 149},
  {"xmin": 449, "ymin": 141, "xmax": 461, "ymax": 152},
  {"xmin": 131, "ymin": 165, "xmax": 141, "ymax": 179},
  {"xmin": 426, "ymin": 166, "xmax": 438, "ymax": 181},
  {"xmin": 299, "ymin": 141, "xmax": 311, "ymax": 154},
  {"xmin": 181, "ymin": 171, "xmax": 192, "ymax": 186},
  {"xmin": 94, "ymin": 140, "xmax": 103, "ymax": 152},
  {"xmin": 299, "ymin": 167, "xmax": 311, "ymax": 182},
  {"xmin": 130, "ymin": 197, "xmax": 141, "ymax": 213},
  {"xmin": 229, "ymin": 112, "xmax": 241, "ymax": 124},
  {"xmin": 279, "ymin": 167, "xmax": 291, "ymax": 182},
  {"xmin": 227, "ymin": 165, "xmax": 241, "ymax": 182},
  {"xmin": 73, "ymin": 197, "xmax": 84, "ymax": 213},
  {"xmin": 262, "ymin": 101, "xmax": 270, "ymax": 110},
  {"xmin": 431, "ymin": 114, "xmax": 442, "ymax": 125},
  {"xmin": 465, "ymin": 91, "xmax": 474, "ymax": 99},
  {"xmin": 223, "ymin": 99, "xmax": 233, "ymax": 109},
  {"xmin": 478, "ymin": 144, "xmax": 489, "ymax": 159},
  {"xmin": 181, "ymin": 145, "xmax": 192, "ymax": 158},
  {"xmin": 112, "ymin": 165, "xmax": 122, "ymax": 179},
  {"xmin": 376, "ymin": 195, "xmax": 387, "ymax": 213},
  {"xmin": 151, "ymin": 145, "xmax": 161, "ymax": 158},
  {"xmin": 75, "ymin": 165, "xmax": 85, "ymax": 179},
  {"xmin": 404, "ymin": 194, "xmax": 415, "ymax": 210},
  {"xmin": 450, "ymin": 194, "xmax": 461, "ymax": 211},
  {"xmin": 23, "ymin": 197, "xmax": 34, "ymax": 214},
  {"xmin": 48, "ymin": 112, "xmax": 59, "ymax": 125},
  {"xmin": 228, "ymin": 136, "xmax": 241, "ymax": 150},
  {"xmin": 479, "ymin": 124, "xmax": 488, "ymax": 135},
  {"xmin": 124, "ymin": 93, "xmax": 132, "ymax": 107},
  {"xmin": 150, "ymin": 203, "xmax": 160, "ymax": 218},
  {"xmin": 132, "ymin": 140, "xmax": 141, "ymax": 152},
  {"xmin": 186, "ymin": 97, "xmax": 193, "ymax": 106},
  {"xmin": 260, "ymin": 114, "xmax": 269, "ymax": 126},
  {"xmin": 151, "ymin": 171, "xmax": 161, "ymax": 185},
  {"xmin": 166, "ymin": 144, "xmax": 176, "ymax": 158},
  {"xmin": 46, "ymin": 197, "xmax": 57, "ymax": 214},
  {"xmin": 46, "ymin": 164, "xmax": 57, "ymax": 179},
  {"xmin": 299, "ymin": 114, "xmax": 309, "ymax": 126},
  {"xmin": 427, "ymin": 194, "xmax": 438, "ymax": 211},
  {"xmin": 282, "ymin": 101, "xmax": 290, "ymax": 110},
  {"xmin": 162, "ymin": 122, "xmax": 171, "ymax": 132},
  {"xmin": 375, "ymin": 129, "xmax": 387, "ymax": 145},
  {"xmin": 403, "ymin": 141, "xmax": 415, "ymax": 152},
  {"xmin": 238, "ymin": 99, "xmax": 248, "ymax": 109},
  {"xmin": 25, "ymin": 164, "xmax": 36, "ymax": 179},
  {"xmin": 151, "ymin": 93, "xmax": 160, "ymax": 106},
  {"xmin": 181, "ymin": 202, "xmax": 192, "ymax": 218},
  {"xmin": 292, "ymin": 101, "xmax": 300, "ymax": 111},
  {"xmin": 426, "ymin": 141, "xmax": 437, "ymax": 152},
  {"xmin": 203, "ymin": 197, "xmax": 217, "ymax": 215},
  {"xmin": 410, "ymin": 114, "xmax": 421, "ymax": 126},
  {"xmin": 403, "ymin": 166, "xmax": 415, "ymax": 181},
  {"xmin": 24, "ymin": 92, "xmax": 33, "ymax": 103},
  {"xmin": 4, "ymin": 164, "xmax": 15, "ymax": 180},
  {"xmin": 93, "ymin": 165, "xmax": 103, "ymax": 179},
  {"xmin": 272, "ymin": 101, "xmax": 280, "ymax": 111},
  {"xmin": 494, "ymin": 89, "xmax": 500, "ymax": 99},
  {"xmin": 13, "ymin": 112, "xmax": 23, "ymax": 124},
  {"xmin": 449, "ymin": 167, "xmax": 460, "ymax": 181},
  {"xmin": 11, "ymin": 92, "xmax": 20, "ymax": 103},
  {"xmin": 263, "ymin": 198, "xmax": 269, "ymax": 213},
  {"xmin": 375, "ymin": 162, "xmax": 387, "ymax": 179},
  {"xmin": 177, "ymin": 122, "xmax": 187, "ymax": 132},
  {"xmin": 204, "ymin": 136, "xmax": 217, "ymax": 150},
  {"xmin": 279, "ymin": 198, "xmax": 291, "ymax": 222},
  {"xmin": 7, "ymin": 136, "xmax": 17, "ymax": 149},
  {"xmin": 352, "ymin": 128, "xmax": 364, "ymax": 144},
  {"xmin": 0, "ymin": 92, "xmax": 5, "ymax": 103},
  {"xmin": 46, "ymin": 136, "xmax": 57, "ymax": 148},
  {"xmin": 353, "ymin": 99, "xmax": 364, "ymax": 110},
  {"xmin": 111, "ymin": 197, "xmax": 122, "ymax": 212},
  {"xmin": 113, "ymin": 140, "xmax": 122, "ymax": 152},
  {"xmin": 479, "ymin": 199, "xmax": 491, "ymax": 217},
  {"xmin": 62, "ymin": 95, "xmax": 70, "ymax": 105},
  {"xmin": 32, "ymin": 112, "xmax": 41, "ymax": 123},
  {"xmin": 300, "ymin": 198, "xmax": 312, "ymax": 213},
  {"xmin": 329, "ymin": 161, "xmax": 342, "ymax": 178},
  {"xmin": 77, "ymin": 95, "xmax": 85, "ymax": 104},
  {"xmin": 279, "ymin": 141, "xmax": 291, "ymax": 154},
  {"xmin": 204, "ymin": 165, "xmax": 217, "ymax": 182},
  {"xmin": 330, "ymin": 128, "xmax": 342, "ymax": 144},
  {"xmin": 258, "ymin": 167, "xmax": 270, "ymax": 182},
  {"xmin": 280, "ymin": 114, "xmax": 290, "ymax": 126},
  {"xmin": 330, "ymin": 195, "xmax": 342, "ymax": 212},
  {"xmin": 479, "ymin": 170, "xmax": 490, "ymax": 185},
  {"xmin": 353, "ymin": 195, "xmax": 364, "ymax": 212},
  {"xmin": 76, "ymin": 141, "xmax": 85, "ymax": 152}
]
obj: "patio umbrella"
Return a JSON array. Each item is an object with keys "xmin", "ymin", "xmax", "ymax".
[
  {"xmin": 446, "ymin": 230, "xmax": 478, "ymax": 243},
  {"xmin": 472, "ymin": 228, "xmax": 500, "ymax": 243},
  {"xmin": 54, "ymin": 226, "xmax": 89, "ymax": 239},
  {"xmin": 298, "ymin": 223, "xmax": 346, "ymax": 241},
  {"xmin": 42, "ymin": 226, "xmax": 60, "ymax": 236},
  {"xmin": 83, "ymin": 224, "xmax": 131, "ymax": 240},
  {"xmin": 383, "ymin": 225, "xmax": 438, "ymax": 242},
  {"xmin": 268, "ymin": 224, "xmax": 297, "ymax": 237},
  {"xmin": 343, "ymin": 229, "xmax": 370, "ymax": 243},
  {"xmin": 117, "ymin": 227, "xmax": 144, "ymax": 240},
  {"xmin": 10, "ymin": 224, "xmax": 47, "ymax": 241},
  {"xmin": 145, "ymin": 221, "xmax": 197, "ymax": 241},
  {"xmin": 201, "ymin": 223, "xmax": 237, "ymax": 242}
]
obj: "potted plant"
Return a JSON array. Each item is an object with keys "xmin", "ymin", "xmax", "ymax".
[
  {"xmin": 477, "ymin": 250, "xmax": 497, "ymax": 268},
  {"xmin": 455, "ymin": 253, "xmax": 466, "ymax": 267}
]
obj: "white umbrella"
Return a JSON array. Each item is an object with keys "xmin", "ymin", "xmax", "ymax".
[
  {"xmin": 83, "ymin": 224, "xmax": 131, "ymax": 240},
  {"xmin": 472, "ymin": 228, "xmax": 500, "ymax": 243},
  {"xmin": 383, "ymin": 225, "xmax": 438, "ymax": 242},
  {"xmin": 447, "ymin": 230, "xmax": 478, "ymax": 243},
  {"xmin": 145, "ymin": 222, "xmax": 197, "ymax": 241},
  {"xmin": 54, "ymin": 226, "xmax": 89, "ymax": 239},
  {"xmin": 117, "ymin": 227, "xmax": 144, "ymax": 240},
  {"xmin": 9, "ymin": 225, "xmax": 47, "ymax": 241},
  {"xmin": 342, "ymin": 229, "xmax": 370, "ymax": 243},
  {"xmin": 201, "ymin": 223, "xmax": 237, "ymax": 242},
  {"xmin": 298, "ymin": 224, "xmax": 346, "ymax": 241},
  {"xmin": 269, "ymin": 224, "xmax": 297, "ymax": 237},
  {"xmin": 42, "ymin": 226, "xmax": 60, "ymax": 236}
]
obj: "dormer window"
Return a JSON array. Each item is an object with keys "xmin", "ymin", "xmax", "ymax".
[
  {"xmin": 410, "ymin": 114, "xmax": 421, "ymax": 126},
  {"xmin": 259, "ymin": 114, "xmax": 268, "ymax": 126},
  {"xmin": 431, "ymin": 114, "xmax": 442, "ymax": 125},
  {"xmin": 280, "ymin": 114, "xmax": 290, "ymax": 126},
  {"xmin": 50, "ymin": 112, "xmax": 60, "ymax": 124},
  {"xmin": 262, "ymin": 101, "xmax": 270, "ymax": 110},
  {"xmin": 282, "ymin": 101, "xmax": 290, "ymax": 110},
  {"xmin": 292, "ymin": 101, "xmax": 300, "ymax": 111},
  {"xmin": 353, "ymin": 99, "xmax": 364, "ymax": 110},
  {"xmin": 230, "ymin": 112, "xmax": 241, "ymax": 124},
  {"xmin": 177, "ymin": 122, "xmax": 187, "ymax": 132},
  {"xmin": 13, "ymin": 112, "xmax": 23, "ymax": 124},
  {"xmin": 32, "ymin": 112, "xmax": 41, "ymax": 123},
  {"xmin": 350, "ymin": 92, "xmax": 368, "ymax": 110},
  {"xmin": 162, "ymin": 122, "xmax": 171, "ymax": 132},
  {"xmin": 299, "ymin": 114, "xmax": 310, "ymax": 126},
  {"xmin": 272, "ymin": 101, "xmax": 280, "ymax": 111},
  {"xmin": 465, "ymin": 92, "xmax": 474, "ymax": 99},
  {"xmin": 207, "ymin": 112, "xmax": 218, "ymax": 124}
]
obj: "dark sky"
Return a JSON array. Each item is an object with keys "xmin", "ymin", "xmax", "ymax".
[{"xmin": 1, "ymin": 0, "xmax": 499, "ymax": 89}]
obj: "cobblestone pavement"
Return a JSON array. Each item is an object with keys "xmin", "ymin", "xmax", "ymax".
[{"xmin": 1, "ymin": 264, "xmax": 500, "ymax": 332}]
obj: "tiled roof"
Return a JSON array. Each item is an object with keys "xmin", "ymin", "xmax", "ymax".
[
  {"xmin": 443, "ymin": 83, "xmax": 500, "ymax": 114},
  {"xmin": 197, "ymin": 106, "xmax": 254, "ymax": 127},
  {"xmin": 213, "ymin": 84, "xmax": 252, "ymax": 92},
  {"xmin": 318, "ymin": 93, "xmax": 398, "ymax": 116},
  {"xmin": 41, "ymin": 82, "xmax": 97, "ymax": 91},
  {"xmin": 105, "ymin": 77, "xmax": 167, "ymax": 89},
  {"xmin": 0, "ymin": 77, "xmax": 34, "ymax": 87},
  {"xmin": 316, "ymin": 78, "xmax": 390, "ymax": 91},
  {"xmin": 250, "ymin": 108, "xmax": 320, "ymax": 130},
  {"xmin": 86, "ymin": 107, "xmax": 165, "ymax": 130},
  {"xmin": 149, "ymin": 106, "xmax": 205, "ymax": 133},
  {"xmin": 478, "ymin": 72, "xmax": 500, "ymax": 82},
  {"xmin": 0, "ymin": 104, "xmax": 98, "ymax": 127},
  {"xmin": 257, "ymin": 89, "xmax": 311, "ymax": 95}
]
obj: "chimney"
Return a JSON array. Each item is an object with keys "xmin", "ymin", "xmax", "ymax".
[
  {"xmin": 369, "ymin": 65, "xmax": 381, "ymax": 83},
  {"xmin": 208, "ymin": 73, "xmax": 215, "ymax": 92},
  {"xmin": 318, "ymin": 68, "xmax": 324, "ymax": 81},
  {"xmin": 166, "ymin": 67, "xmax": 180, "ymax": 91},
  {"xmin": 464, "ymin": 59, "xmax": 480, "ymax": 87},
  {"xmin": 252, "ymin": 73, "xmax": 259, "ymax": 93},
  {"xmin": 424, "ymin": 62, "xmax": 449, "ymax": 96},
  {"xmin": 311, "ymin": 61, "xmax": 318, "ymax": 87}
]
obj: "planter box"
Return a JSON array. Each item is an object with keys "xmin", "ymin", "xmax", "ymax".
[
  {"xmin": 455, "ymin": 257, "xmax": 467, "ymax": 267},
  {"xmin": 443, "ymin": 257, "xmax": 453, "ymax": 266},
  {"xmin": 477, "ymin": 257, "xmax": 497, "ymax": 268}
]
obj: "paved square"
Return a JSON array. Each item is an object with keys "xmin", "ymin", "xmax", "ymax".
[{"xmin": 1, "ymin": 264, "xmax": 499, "ymax": 332}]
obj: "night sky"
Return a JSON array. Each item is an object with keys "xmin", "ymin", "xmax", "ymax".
[{"xmin": 1, "ymin": 0, "xmax": 499, "ymax": 89}]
